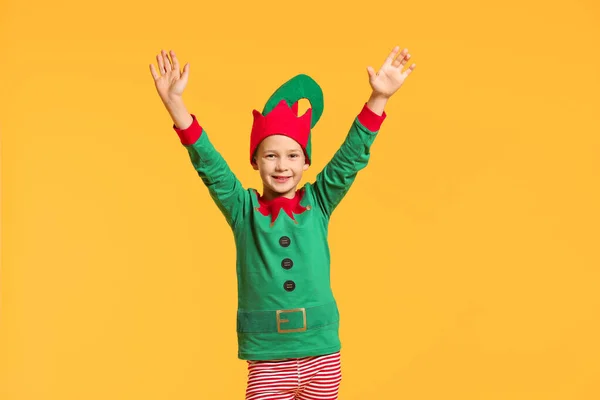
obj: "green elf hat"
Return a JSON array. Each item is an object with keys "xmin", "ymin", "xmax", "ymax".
[{"xmin": 250, "ymin": 74, "xmax": 324, "ymax": 165}]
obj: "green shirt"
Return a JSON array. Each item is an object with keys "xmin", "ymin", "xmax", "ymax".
[{"xmin": 175, "ymin": 105, "xmax": 385, "ymax": 360}]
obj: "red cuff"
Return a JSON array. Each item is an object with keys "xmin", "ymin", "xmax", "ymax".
[
  {"xmin": 173, "ymin": 114, "xmax": 203, "ymax": 145},
  {"xmin": 357, "ymin": 103, "xmax": 387, "ymax": 132}
]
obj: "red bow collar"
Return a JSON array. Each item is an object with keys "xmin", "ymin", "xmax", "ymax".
[{"xmin": 256, "ymin": 188, "xmax": 309, "ymax": 226}]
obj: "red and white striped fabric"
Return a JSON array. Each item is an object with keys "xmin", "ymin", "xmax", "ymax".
[{"xmin": 245, "ymin": 351, "xmax": 342, "ymax": 400}]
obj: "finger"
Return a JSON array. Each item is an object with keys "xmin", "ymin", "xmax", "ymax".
[
  {"xmin": 403, "ymin": 63, "xmax": 417, "ymax": 77},
  {"xmin": 397, "ymin": 48, "xmax": 409, "ymax": 62},
  {"xmin": 366, "ymin": 66, "xmax": 376, "ymax": 80},
  {"xmin": 170, "ymin": 50, "xmax": 181, "ymax": 72},
  {"xmin": 383, "ymin": 46, "xmax": 400, "ymax": 66},
  {"xmin": 162, "ymin": 50, "xmax": 172, "ymax": 72},
  {"xmin": 149, "ymin": 64, "xmax": 160, "ymax": 80},
  {"xmin": 392, "ymin": 49, "xmax": 409, "ymax": 68},
  {"xmin": 156, "ymin": 53, "xmax": 165, "ymax": 74},
  {"xmin": 399, "ymin": 53, "xmax": 411, "ymax": 68},
  {"xmin": 181, "ymin": 62, "xmax": 190, "ymax": 82}
]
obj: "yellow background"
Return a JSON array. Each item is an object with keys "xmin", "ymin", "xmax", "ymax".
[{"xmin": 1, "ymin": 0, "xmax": 599, "ymax": 398}]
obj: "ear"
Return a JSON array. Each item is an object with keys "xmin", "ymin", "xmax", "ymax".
[
  {"xmin": 303, "ymin": 162, "xmax": 309, "ymax": 171},
  {"xmin": 252, "ymin": 158, "xmax": 259, "ymax": 170}
]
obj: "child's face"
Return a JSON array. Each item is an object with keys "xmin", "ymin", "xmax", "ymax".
[{"xmin": 253, "ymin": 134, "xmax": 309, "ymax": 199}]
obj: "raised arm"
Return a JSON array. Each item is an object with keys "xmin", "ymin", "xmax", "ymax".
[
  {"xmin": 150, "ymin": 50, "xmax": 247, "ymax": 228},
  {"xmin": 312, "ymin": 46, "xmax": 416, "ymax": 218}
]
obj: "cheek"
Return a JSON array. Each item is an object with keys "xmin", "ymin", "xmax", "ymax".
[
  {"xmin": 294, "ymin": 163, "xmax": 306, "ymax": 174},
  {"xmin": 258, "ymin": 161, "xmax": 274, "ymax": 174}
]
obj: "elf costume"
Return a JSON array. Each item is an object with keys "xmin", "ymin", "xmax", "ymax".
[{"xmin": 173, "ymin": 74, "xmax": 386, "ymax": 361}]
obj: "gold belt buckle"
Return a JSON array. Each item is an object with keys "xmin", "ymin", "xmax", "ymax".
[{"xmin": 276, "ymin": 308, "xmax": 307, "ymax": 333}]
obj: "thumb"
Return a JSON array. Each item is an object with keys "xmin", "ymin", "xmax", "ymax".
[
  {"xmin": 181, "ymin": 63, "xmax": 190, "ymax": 82},
  {"xmin": 366, "ymin": 66, "xmax": 376, "ymax": 80}
]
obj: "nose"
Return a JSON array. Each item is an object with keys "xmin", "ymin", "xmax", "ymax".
[{"xmin": 275, "ymin": 158, "xmax": 288, "ymax": 171}]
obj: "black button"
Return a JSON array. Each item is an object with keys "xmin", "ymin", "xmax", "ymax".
[
  {"xmin": 281, "ymin": 258, "xmax": 294, "ymax": 270},
  {"xmin": 284, "ymin": 280, "xmax": 296, "ymax": 292},
  {"xmin": 279, "ymin": 236, "xmax": 291, "ymax": 247}
]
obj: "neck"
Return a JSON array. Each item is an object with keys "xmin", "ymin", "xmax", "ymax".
[{"xmin": 261, "ymin": 185, "xmax": 298, "ymax": 201}]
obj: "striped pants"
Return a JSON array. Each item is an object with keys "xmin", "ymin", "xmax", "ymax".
[{"xmin": 245, "ymin": 351, "xmax": 342, "ymax": 400}]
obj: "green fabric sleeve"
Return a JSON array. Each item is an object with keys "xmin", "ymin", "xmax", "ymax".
[
  {"xmin": 184, "ymin": 130, "xmax": 247, "ymax": 229},
  {"xmin": 311, "ymin": 118, "xmax": 379, "ymax": 218}
]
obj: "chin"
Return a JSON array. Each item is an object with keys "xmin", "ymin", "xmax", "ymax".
[
  {"xmin": 273, "ymin": 185, "xmax": 295, "ymax": 194},
  {"xmin": 269, "ymin": 182, "xmax": 297, "ymax": 195}
]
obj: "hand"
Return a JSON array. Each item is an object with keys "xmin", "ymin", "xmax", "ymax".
[
  {"xmin": 367, "ymin": 46, "xmax": 416, "ymax": 98},
  {"xmin": 149, "ymin": 50, "xmax": 190, "ymax": 103}
]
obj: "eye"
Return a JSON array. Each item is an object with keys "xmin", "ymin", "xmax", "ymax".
[{"xmin": 290, "ymin": 153, "xmax": 299, "ymax": 158}]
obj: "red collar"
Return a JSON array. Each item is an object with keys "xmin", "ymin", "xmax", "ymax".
[{"xmin": 256, "ymin": 188, "xmax": 309, "ymax": 226}]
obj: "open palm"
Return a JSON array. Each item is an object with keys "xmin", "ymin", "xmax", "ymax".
[
  {"xmin": 367, "ymin": 47, "xmax": 416, "ymax": 98},
  {"xmin": 149, "ymin": 50, "xmax": 190, "ymax": 102}
]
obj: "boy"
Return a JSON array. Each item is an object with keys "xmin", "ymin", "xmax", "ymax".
[{"xmin": 149, "ymin": 46, "xmax": 416, "ymax": 399}]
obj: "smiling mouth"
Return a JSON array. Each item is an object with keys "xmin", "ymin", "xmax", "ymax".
[{"xmin": 272, "ymin": 176, "xmax": 291, "ymax": 183}]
